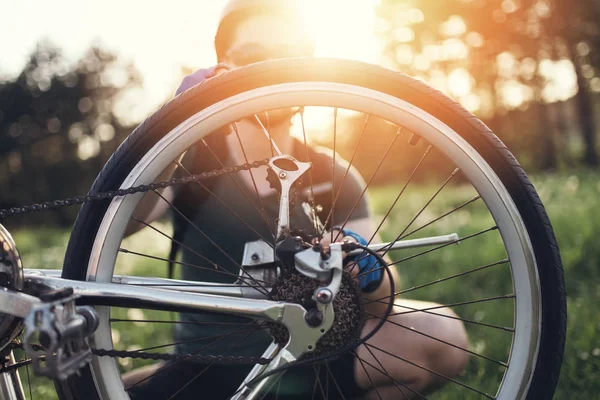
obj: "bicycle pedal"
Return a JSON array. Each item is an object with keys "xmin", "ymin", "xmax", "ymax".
[{"xmin": 23, "ymin": 294, "xmax": 99, "ymax": 380}]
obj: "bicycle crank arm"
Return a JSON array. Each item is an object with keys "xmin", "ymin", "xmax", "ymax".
[{"xmin": 0, "ymin": 289, "xmax": 41, "ymax": 318}]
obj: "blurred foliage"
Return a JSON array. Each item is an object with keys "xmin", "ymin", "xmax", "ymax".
[
  {"xmin": 11, "ymin": 171, "xmax": 599, "ymax": 398},
  {"xmin": 3, "ymin": 1, "xmax": 600, "ymax": 225},
  {"xmin": 0, "ymin": 42, "xmax": 141, "ymax": 227},
  {"xmin": 370, "ymin": 170, "xmax": 600, "ymax": 398},
  {"xmin": 375, "ymin": 0, "xmax": 600, "ymax": 170}
]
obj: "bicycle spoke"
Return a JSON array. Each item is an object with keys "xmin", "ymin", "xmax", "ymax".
[
  {"xmin": 389, "ymin": 226, "xmax": 498, "ymax": 267},
  {"xmin": 360, "ymin": 345, "xmax": 413, "ymax": 400},
  {"xmin": 384, "ymin": 303, "xmax": 515, "ymax": 332},
  {"xmin": 365, "ymin": 167, "xmax": 461, "ymax": 261},
  {"xmin": 257, "ymin": 372, "xmax": 285, "ymax": 400},
  {"xmin": 153, "ymin": 190, "xmax": 270, "ymax": 294},
  {"xmin": 175, "ymin": 160, "xmax": 274, "ymax": 247},
  {"xmin": 358, "ymin": 257, "xmax": 509, "ymax": 294},
  {"xmin": 127, "ymin": 219, "xmax": 232, "ymax": 274},
  {"xmin": 400, "ymin": 195, "xmax": 482, "ymax": 240},
  {"xmin": 118, "ymin": 247, "xmax": 270, "ymax": 287},
  {"xmin": 167, "ymin": 327, "xmax": 260, "ymax": 400},
  {"xmin": 312, "ymin": 365, "xmax": 328, "ymax": 400},
  {"xmin": 123, "ymin": 220, "xmax": 269, "ymax": 295},
  {"xmin": 330, "ymin": 107, "xmax": 338, "ymax": 242},
  {"xmin": 127, "ymin": 326, "xmax": 262, "ymax": 353},
  {"xmin": 365, "ymin": 313, "xmax": 508, "ymax": 368},
  {"xmin": 324, "ymin": 362, "xmax": 347, "ymax": 400},
  {"xmin": 386, "ymin": 294, "xmax": 516, "ymax": 317},
  {"xmin": 349, "ymin": 144, "xmax": 433, "ymax": 267},
  {"xmin": 299, "ymin": 108, "xmax": 319, "ymax": 238},
  {"xmin": 398, "ymin": 168, "xmax": 460, "ymax": 240},
  {"xmin": 356, "ymin": 226, "xmax": 499, "ymax": 289},
  {"xmin": 334, "ymin": 127, "xmax": 402, "ymax": 242},
  {"xmin": 125, "ymin": 321, "xmax": 257, "ymax": 391},
  {"xmin": 324, "ymin": 361, "xmax": 330, "ymax": 399},
  {"xmin": 364, "ymin": 343, "xmax": 496, "ymax": 399},
  {"xmin": 265, "ymin": 111, "xmax": 274, "ymax": 158},
  {"xmin": 253, "ymin": 114, "xmax": 282, "ymax": 156},
  {"xmin": 25, "ymin": 361, "xmax": 33, "ymax": 400},
  {"xmin": 351, "ymin": 350, "xmax": 426, "ymax": 400},
  {"xmin": 198, "ymin": 138, "xmax": 276, "ymax": 239},
  {"xmin": 354, "ymin": 354, "xmax": 385, "ymax": 400},
  {"xmin": 232, "ymin": 123, "xmax": 274, "ymax": 241},
  {"xmin": 274, "ymin": 373, "xmax": 283, "ymax": 400},
  {"xmin": 391, "ymin": 258, "xmax": 509, "ymax": 296},
  {"xmin": 322, "ymin": 114, "xmax": 370, "ymax": 232},
  {"xmin": 353, "ymin": 163, "xmax": 459, "ymax": 269}
]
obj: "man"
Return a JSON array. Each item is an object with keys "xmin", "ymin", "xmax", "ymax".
[{"xmin": 125, "ymin": 1, "xmax": 468, "ymax": 398}]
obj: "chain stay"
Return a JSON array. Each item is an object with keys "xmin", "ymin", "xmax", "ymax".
[{"xmin": 0, "ymin": 159, "xmax": 270, "ymax": 220}]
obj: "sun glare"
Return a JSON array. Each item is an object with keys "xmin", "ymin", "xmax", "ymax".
[
  {"xmin": 292, "ymin": 0, "xmax": 382, "ymax": 139},
  {"xmin": 300, "ymin": 0, "xmax": 382, "ymax": 63}
]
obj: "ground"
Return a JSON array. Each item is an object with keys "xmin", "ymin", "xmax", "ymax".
[{"xmin": 10, "ymin": 170, "xmax": 599, "ymax": 399}]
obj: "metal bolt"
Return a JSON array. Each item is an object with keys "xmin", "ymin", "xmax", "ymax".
[
  {"xmin": 305, "ymin": 309, "xmax": 323, "ymax": 327},
  {"xmin": 278, "ymin": 171, "xmax": 287, "ymax": 179},
  {"xmin": 316, "ymin": 289, "xmax": 333, "ymax": 304},
  {"xmin": 251, "ymin": 253, "xmax": 259, "ymax": 261}
]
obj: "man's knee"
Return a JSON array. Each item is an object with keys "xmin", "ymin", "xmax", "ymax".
[
  {"xmin": 354, "ymin": 300, "xmax": 469, "ymax": 395},
  {"xmin": 428, "ymin": 306, "xmax": 468, "ymax": 378},
  {"xmin": 392, "ymin": 302, "xmax": 469, "ymax": 383}
]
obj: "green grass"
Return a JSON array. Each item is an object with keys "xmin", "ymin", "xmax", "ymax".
[{"xmin": 6, "ymin": 171, "xmax": 599, "ymax": 399}]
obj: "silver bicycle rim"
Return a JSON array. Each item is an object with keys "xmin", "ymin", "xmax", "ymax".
[{"xmin": 83, "ymin": 82, "xmax": 541, "ymax": 400}]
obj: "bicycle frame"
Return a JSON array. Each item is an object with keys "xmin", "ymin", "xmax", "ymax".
[
  {"xmin": 0, "ymin": 268, "xmax": 336, "ymax": 400},
  {"xmin": 0, "ymin": 231, "xmax": 460, "ymax": 399}
]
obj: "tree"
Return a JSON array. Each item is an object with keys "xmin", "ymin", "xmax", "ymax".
[
  {"xmin": 375, "ymin": 0, "xmax": 598, "ymax": 169},
  {"xmin": 0, "ymin": 42, "xmax": 142, "ymax": 227},
  {"xmin": 543, "ymin": 0, "xmax": 600, "ymax": 166}
]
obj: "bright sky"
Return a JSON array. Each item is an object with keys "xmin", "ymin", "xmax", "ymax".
[
  {"xmin": 1, "ymin": 0, "xmax": 581, "ymax": 127},
  {"xmin": 1, "ymin": 0, "xmax": 381, "ymax": 122}
]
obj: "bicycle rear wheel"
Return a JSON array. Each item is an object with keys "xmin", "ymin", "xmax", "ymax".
[{"xmin": 58, "ymin": 58, "xmax": 565, "ymax": 400}]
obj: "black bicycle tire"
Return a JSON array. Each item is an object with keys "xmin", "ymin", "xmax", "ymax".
[{"xmin": 57, "ymin": 57, "xmax": 566, "ymax": 400}]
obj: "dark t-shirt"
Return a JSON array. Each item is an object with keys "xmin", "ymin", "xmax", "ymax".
[{"xmin": 173, "ymin": 140, "xmax": 369, "ymax": 356}]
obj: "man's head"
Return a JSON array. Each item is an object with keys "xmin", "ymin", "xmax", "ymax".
[{"xmin": 215, "ymin": 0, "xmax": 316, "ymax": 67}]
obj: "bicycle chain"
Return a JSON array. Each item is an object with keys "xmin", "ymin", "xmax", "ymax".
[
  {"xmin": 91, "ymin": 348, "xmax": 271, "ymax": 365},
  {"xmin": 0, "ymin": 158, "xmax": 274, "ymax": 367},
  {"xmin": 0, "ymin": 159, "xmax": 271, "ymax": 220},
  {"xmin": 0, "ymin": 345, "xmax": 270, "ymax": 374}
]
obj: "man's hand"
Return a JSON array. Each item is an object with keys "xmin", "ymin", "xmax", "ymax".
[
  {"xmin": 318, "ymin": 228, "xmax": 399, "ymax": 316},
  {"xmin": 176, "ymin": 64, "xmax": 230, "ymax": 96},
  {"xmin": 317, "ymin": 229, "xmax": 383, "ymax": 291}
]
